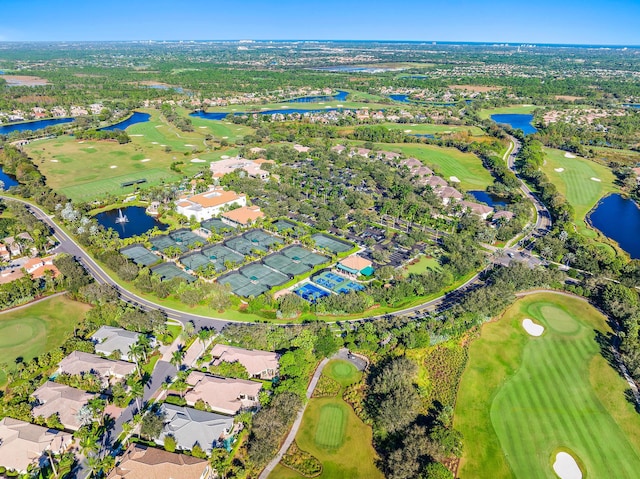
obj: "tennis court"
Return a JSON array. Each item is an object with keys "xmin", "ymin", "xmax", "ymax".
[
  {"xmin": 294, "ymin": 282, "xmax": 331, "ymax": 302},
  {"xmin": 150, "ymin": 262, "xmax": 196, "ymax": 282},
  {"xmin": 282, "ymin": 246, "xmax": 328, "ymax": 266},
  {"xmin": 120, "ymin": 245, "xmax": 160, "ymax": 267},
  {"xmin": 170, "ymin": 229, "xmax": 204, "ymax": 248},
  {"xmin": 218, "ymin": 262, "xmax": 289, "ymax": 297},
  {"xmin": 241, "ymin": 263, "xmax": 289, "ymax": 287},
  {"xmin": 180, "ymin": 253, "xmax": 211, "ymax": 272},
  {"xmin": 311, "ymin": 233, "xmax": 353, "ymax": 254},
  {"xmin": 243, "ymin": 229, "xmax": 283, "ymax": 249},
  {"xmin": 201, "ymin": 218, "xmax": 232, "ymax": 233},
  {"xmin": 264, "ymin": 253, "xmax": 311, "ymax": 276},
  {"xmin": 313, "ymin": 270, "xmax": 365, "ymax": 294},
  {"xmin": 202, "ymin": 244, "xmax": 244, "ymax": 271},
  {"xmin": 150, "ymin": 235, "xmax": 187, "ymax": 253},
  {"xmin": 271, "ymin": 219, "xmax": 297, "ymax": 232},
  {"xmin": 218, "ymin": 272, "xmax": 269, "ymax": 298},
  {"xmin": 224, "ymin": 236, "xmax": 268, "ymax": 256}
]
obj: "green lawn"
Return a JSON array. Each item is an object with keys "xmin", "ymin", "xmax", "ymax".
[
  {"xmin": 379, "ymin": 143, "xmax": 494, "ymax": 190},
  {"xmin": 540, "ymin": 148, "xmax": 617, "ymax": 232},
  {"xmin": 271, "ymin": 359, "xmax": 383, "ymax": 479},
  {"xmin": 478, "ymin": 105, "xmax": 538, "ymax": 119},
  {"xmin": 405, "ymin": 255, "xmax": 441, "ymax": 276},
  {"xmin": 374, "ymin": 122, "xmax": 486, "ymax": 137},
  {"xmin": 454, "ymin": 292, "xmax": 640, "ymax": 479},
  {"xmin": 0, "ymin": 296, "xmax": 90, "ymax": 386}
]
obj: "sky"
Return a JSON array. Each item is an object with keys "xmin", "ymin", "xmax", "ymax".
[{"xmin": 1, "ymin": 0, "xmax": 639, "ymax": 45}]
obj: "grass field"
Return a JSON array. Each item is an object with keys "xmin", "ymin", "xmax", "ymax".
[
  {"xmin": 405, "ymin": 255, "xmax": 441, "ymax": 276},
  {"xmin": 338, "ymin": 122, "xmax": 486, "ymax": 137},
  {"xmin": 454, "ymin": 292, "xmax": 640, "ymax": 479},
  {"xmin": 25, "ymin": 108, "xmax": 244, "ymax": 201},
  {"xmin": 540, "ymin": 148, "xmax": 617, "ymax": 233},
  {"xmin": 0, "ymin": 295, "xmax": 90, "ymax": 386},
  {"xmin": 377, "ymin": 143, "xmax": 494, "ymax": 190},
  {"xmin": 271, "ymin": 359, "xmax": 383, "ymax": 479},
  {"xmin": 478, "ymin": 105, "xmax": 538, "ymax": 119}
]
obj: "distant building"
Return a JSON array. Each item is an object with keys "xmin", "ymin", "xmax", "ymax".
[
  {"xmin": 460, "ymin": 200, "xmax": 494, "ymax": 219},
  {"xmin": 108, "ymin": 443, "xmax": 212, "ymax": 479},
  {"xmin": 91, "ymin": 326, "xmax": 143, "ymax": 361},
  {"xmin": 209, "ymin": 157, "xmax": 274, "ymax": 181},
  {"xmin": 23, "ymin": 255, "xmax": 60, "ymax": 279},
  {"xmin": 220, "ymin": 205, "xmax": 265, "ymax": 227},
  {"xmin": 435, "ymin": 186, "xmax": 463, "ymax": 205},
  {"xmin": 337, "ymin": 255, "xmax": 375, "ymax": 276},
  {"xmin": 57, "ymin": 351, "xmax": 136, "ymax": 387},
  {"xmin": 210, "ymin": 344, "xmax": 279, "ymax": 380},
  {"xmin": 176, "ymin": 187, "xmax": 246, "ymax": 222},
  {"xmin": 184, "ymin": 371, "xmax": 262, "ymax": 415},
  {"xmin": 31, "ymin": 381, "xmax": 96, "ymax": 431},
  {"xmin": 0, "ymin": 418, "xmax": 72, "ymax": 473},
  {"xmin": 492, "ymin": 210, "xmax": 515, "ymax": 223}
]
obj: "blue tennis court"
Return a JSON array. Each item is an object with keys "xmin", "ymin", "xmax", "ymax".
[
  {"xmin": 294, "ymin": 283, "xmax": 330, "ymax": 302},
  {"xmin": 311, "ymin": 271, "xmax": 365, "ymax": 294}
]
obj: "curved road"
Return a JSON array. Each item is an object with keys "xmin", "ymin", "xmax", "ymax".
[{"xmin": 0, "ymin": 135, "xmax": 552, "ymax": 329}]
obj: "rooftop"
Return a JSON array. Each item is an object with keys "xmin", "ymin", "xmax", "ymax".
[
  {"xmin": 221, "ymin": 205, "xmax": 265, "ymax": 225},
  {"xmin": 339, "ymin": 255, "xmax": 373, "ymax": 272},
  {"xmin": 210, "ymin": 344, "xmax": 279, "ymax": 378},
  {"xmin": 185, "ymin": 371, "xmax": 262, "ymax": 415},
  {"xmin": 108, "ymin": 444, "xmax": 210, "ymax": 479}
]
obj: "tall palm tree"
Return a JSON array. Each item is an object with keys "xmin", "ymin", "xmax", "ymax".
[
  {"xmin": 129, "ymin": 381, "xmax": 144, "ymax": 413},
  {"xmin": 170, "ymin": 346, "xmax": 186, "ymax": 370}
]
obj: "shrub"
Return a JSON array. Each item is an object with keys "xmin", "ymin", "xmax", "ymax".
[{"xmin": 281, "ymin": 442, "xmax": 322, "ymax": 477}]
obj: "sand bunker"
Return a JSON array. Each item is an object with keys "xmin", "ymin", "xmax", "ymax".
[
  {"xmin": 129, "ymin": 134, "xmax": 144, "ymax": 137},
  {"xmin": 110, "ymin": 165, "xmax": 117, "ymax": 169},
  {"xmin": 449, "ymin": 176, "xmax": 461, "ymax": 183},
  {"xmin": 404, "ymin": 129, "xmax": 412, "ymax": 133},
  {"xmin": 522, "ymin": 318, "xmax": 544, "ymax": 336},
  {"xmin": 50, "ymin": 159, "xmax": 58, "ymax": 162},
  {"xmin": 151, "ymin": 142, "xmax": 159, "ymax": 145},
  {"xmin": 554, "ymin": 168, "xmax": 565, "ymax": 172},
  {"xmin": 553, "ymin": 452, "xmax": 582, "ymax": 479},
  {"xmin": 337, "ymin": 104, "xmax": 344, "ymax": 107},
  {"xmin": 590, "ymin": 177, "xmax": 602, "ymax": 182},
  {"xmin": 184, "ymin": 144, "xmax": 194, "ymax": 147},
  {"xmin": 222, "ymin": 136, "xmax": 229, "ymax": 139},
  {"xmin": 221, "ymin": 155, "xmax": 230, "ymax": 159},
  {"xmin": 155, "ymin": 125, "xmax": 163, "ymax": 128},
  {"xmin": 78, "ymin": 141, "xmax": 85, "ymax": 144},
  {"xmin": 199, "ymin": 126, "xmax": 207, "ymax": 129},
  {"xmin": 141, "ymin": 159, "xmax": 151, "ymax": 162},
  {"xmin": 190, "ymin": 158, "xmax": 206, "ymax": 163},
  {"xmin": 564, "ymin": 152, "xmax": 576, "ymax": 158}
]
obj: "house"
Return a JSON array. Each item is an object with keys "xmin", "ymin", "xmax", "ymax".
[
  {"xmin": 460, "ymin": 200, "xmax": 494, "ymax": 219},
  {"xmin": 0, "ymin": 418, "xmax": 73, "ymax": 473},
  {"xmin": 209, "ymin": 157, "xmax": 274, "ymax": 181},
  {"xmin": 435, "ymin": 186, "xmax": 463, "ymax": 205},
  {"xmin": 57, "ymin": 351, "xmax": 136, "ymax": 387},
  {"xmin": 425, "ymin": 175, "xmax": 448, "ymax": 189},
  {"xmin": 492, "ymin": 210, "xmax": 515, "ymax": 223},
  {"xmin": 221, "ymin": 205, "xmax": 264, "ymax": 227},
  {"xmin": 2, "ymin": 237, "xmax": 22, "ymax": 257},
  {"xmin": 249, "ymin": 147, "xmax": 266, "ymax": 154},
  {"xmin": 378, "ymin": 150, "xmax": 401, "ymax": 161},
  {"xmin": 293, "ymin": 144, "xmax": 310, "ymax": 153},
  {"xmin": 23, "ymin": 255, "xmax": 60, "ymax": 279},
  {"xmin": 337, "ymin": 255, "xmax": 375, "ymax": 276},
  {"xmin": 156, "ymin": 404, "xmax": 234, "ymax": 454},
  {"xmin": 210, "ymin": 344, "xmax": 279, "ymax": 380},
  {"xmin": 0, "ymin": 244, "xmax": 10, "ymax": 261},
  {"xmin": 331, "ymin": 144, "xmax": 346, "ymax": 154},
  {"xmin": 176, "ymin": 187, "xmax": 246, "ymax": 222},
  {"xmin": 184, "ymin": 371, "xmax": 262, "ymax": 415},
  {"xmin": 412, "ymin": 166, "xmax": 434, "ymax": 177},
  {"xmin": 350, "ymin": 147, "xmax": 371, "ymax": 158},
  {"xmin": 633, "ymin": 167, "xmax": 640, "ymax": 183},
  {"xmin": 108, "ymin": 444, "xmax": 212, "ymax": 479},
  {"xmin": 31, "ymin": 381, "xmax": 96, "ymax": 431},
  {"xmin": 91, "ymin": 326, "xmax": 143, "ymax": 361}
]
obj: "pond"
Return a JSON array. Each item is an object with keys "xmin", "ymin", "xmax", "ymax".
[
  {"xmin": 469, "ymin": 190, "xmax": 509, "ymax": 208},
  {"xmin": 390, "ymin": 94, "xmax": 411, "ymax": 103},
  {"xmin": 491, "ymin": 114, "xmax": 537, "ymax": 135},
  {"xmin": 0, "ymin": 117, "xmax": 74, "ymax": 135},
  {"xmin": 100, "ymin": 112, "xmax": 151, "ymax": 131},
  {"xmin": 0, "ymin": 167, "xmax": 19, "ymax": 190},
  {"xmin": 287, "ymin": 90, "xmax": 348, "ymax": 103},
  {"xmin": 94, "ymin": 206, "xmax": 168, "ymax": 239},
  {"xmin": 190, "ymin": 107, "xmax": 344, "ymax": 120},
  {"xmin": 588, "ymin": 194, "xmax": 640, "ymax": 259}
]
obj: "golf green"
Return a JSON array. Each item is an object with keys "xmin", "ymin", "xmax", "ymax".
[
  {"xmin": 315, "ymin": 404, "xmax": 347, "ymax": 449},
  {"xmin": 455, "ymin": 292, "xmax": 640, "ymax": 479}
]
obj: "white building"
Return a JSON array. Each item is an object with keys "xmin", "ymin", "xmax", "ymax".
[{"xmin": 176, "ymin": 187, "xmax": 247, "ymax": 222}]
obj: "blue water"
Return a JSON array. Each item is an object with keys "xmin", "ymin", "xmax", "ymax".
[
  {"xmin": 589, "ymin": 194, "xmax": 640, "ymax": 259},
  {"xmin": 100, "ymin": 112, "xmax": 151, "ymax": 131},
  {"xmin": 190, "ymin": 111, "xmax": 231, "ymax": 120},
  {"xmin": 94, "ymin": 206, "xmax": 168, "ymax": 239},
  {"xmin": 390, "ymin": 94, "xmax": 411, "ymax": 103},
  {"xmin": 413, "ymin": 134, "xmax": 436, "ymax": 139},
  {"xmin": 624, "ymin": 104, "xmax": 640, "ymax": 109},
  {"xmin": 491, "ymin": 114, "xmax": 537, "ymax": 135},
  {"xmin": 287, "ymin": 90, "xmax": 348, "ymax": 103},
  {"xmin": 0, "ymin": 167, "xmax": 19, "ymax": 190},
  {"xmin": 469, "ymin": 190, "xmax": 508, "ymax": 207},
  {"xmin": 0, "ymin": 117, "xmax": 74, "ymax": 135},
  {"xmin": 190, "ymin": 108, "xmax": 343, "ymax": 120},
  {"xmin": 146, "ymin": 84, "xmax": 184, "ymax": 93}
]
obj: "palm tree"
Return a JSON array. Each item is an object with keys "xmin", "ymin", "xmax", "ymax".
[
  {"xmin": 127, "ymin": 342, "xmax": 143, "ymax": 377},
  {"xmin": 130, "ymin": 381, "xmax": 144, "ymax": 413},
  {"xmin": 197, "ymin": 328, "xmax": 212, "ymax": 354},
  {"xmin": 170, "ymin": 346, "xmax": 186, "ymax": 370}
]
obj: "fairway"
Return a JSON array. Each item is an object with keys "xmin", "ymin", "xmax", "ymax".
[
  {"xmin": 271, "ymin": 359, "xmax": 382, "ymax": 479},
  {"xmin": 455, "ymin": 292, "xmax": 640, "ymax": 479},
  {"xmin": 541, "ymin": 148, "xmax": 617, "ymax": 231},
  {"xmin": 0, "ymin": 296, "xmax": 90, "ymax": 386},
  {"xmin": 381, "ymin": 143, "xmax": 494, "ymax": 190},
  {"xmin": 478, "ymin": 105, "xmax": 538, "ymax": 119}
]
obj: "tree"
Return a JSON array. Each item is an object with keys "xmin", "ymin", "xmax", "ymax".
[
  {"xmin": 170, "ymin": 345, "xmax": 186, "ymax": 370},
  {"xmin": 164, "ymin": 434, "xmax": 177, "ymax": 452},
  {"xmin": 140, "ymin": 407, "xmax": 166, "ymax": 440}
]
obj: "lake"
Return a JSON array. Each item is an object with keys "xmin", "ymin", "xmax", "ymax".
[
  {"xmin": 491, "ymin": 114, "xmax": 537, "ymax": 135},
  {"xmin": 588, "ymin": 194, "xmax": 640, "ymax": 259},
  {"xmin": 390, "ymin": 94, "xmax": 411, "ymax": 103},
  {"xmin": 0, "ymin": 117, "xmax": 74, "ymax": 135},
  {"xmin": 94, "ymin": 206, "xmax": 168, "ymax": 239},
  {"xmin": 0, "ymin": 167, "xmax": 19, "ymax": 189},
  {"xmin": 100, "ymin": 112, "xmax": 151, "ymax": 131},
  {"xmin": 287, "ymin": 90, "xmax": 348, "ymax": 103},
  {"xmin": 190, "ymin": 107, "xmax": 343, "ymax": 120},
  {"xmin": 469, "ymin": 190, "xmax": 508, "ymax": 208}
]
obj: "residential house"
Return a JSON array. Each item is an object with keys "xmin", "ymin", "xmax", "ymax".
[
  {"xmin": 23, "ymin": 255, "xmax": 59, "ymax": 279},
  {"xmin": 91, "ymin": 326, "xmax": 143, "ymax": 361},
  {"xmin": 31, "ymin": 381, "xmax": 96, "ymax": 431},
  {"xmin": 293, "ymin": 144, "xmax": 310, "ymax": 153},
  {"xmin": 108, "ymin": 444, "xmax": 212, "ymax": 479},
  {"xmin": 57, "ymin": 351, "xmax": 136, "ymax": 387},
  {"xmin": 331, "ymin": 144, "xmax": 346, "ymax": 154},
  {"xmin": 0, "ymin": 244, "xmax": 10, "ymax": 262},
  {"xmin": 0, "ymin": 418, "xmax": 72, "ymax": 473},
  {"xmin": 156, "ymin": 404, "xmax": 234, "ymax": 454},
  {"xmin": 209, "ymin": 157, "xmax": 274, "ymax": 181},
  {"xmin": 378, "ymin": 151, "xmax": 401, "ymax": 161},
  {"xmin": 337, "ymin": 255, "xmax": 375, "ymax": 276},
  {"xmin": 435, "ymin": 186, "xmax": 463, "ymax": 205},
  {"xmin": 425, "ymin": 175, "xmax": 448, "ymax": 189},
  {"xmin": 210, "ymin": 344, "xmax": 279, "ymax": 380},
  {"xmin": 460, "ymin": 200, "xmax": 494, "ymax": 219},
  {"xmin": 412, "ymin": 166, "xmax": 434, "ymax": 177},
  {"xmin": 184, "ymin": 371, "xmax": 262, "ymax": 415},
  {"xmin": 2, "ymin": 236, "xmax": 23, "ymax": 257},
  {"xmin": 221, "ymin": 205, "xmax": 264, "ymax": 227},
  {"xmin": 176, "ymin": 187, "xmax": 246, "ymax": 222},
  {"xmin": 492, "ymin": 210, "xmax": 515, "ymax": 223},
  {"xmin": 350, "ymin": 147, "xmax": 371, "ymax": 158}
]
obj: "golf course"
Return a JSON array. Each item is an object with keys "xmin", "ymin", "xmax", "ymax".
[
  {"xmin": 272, "ymin": 359, "xmax": 383, "ymax": 479},
  {"xmin": 0, "ymin": 295, "xmax": 90, "ymax": 386},
  {"xmin": 454, "ymin": 292, "xmax": 640, "ymax": 479}
]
